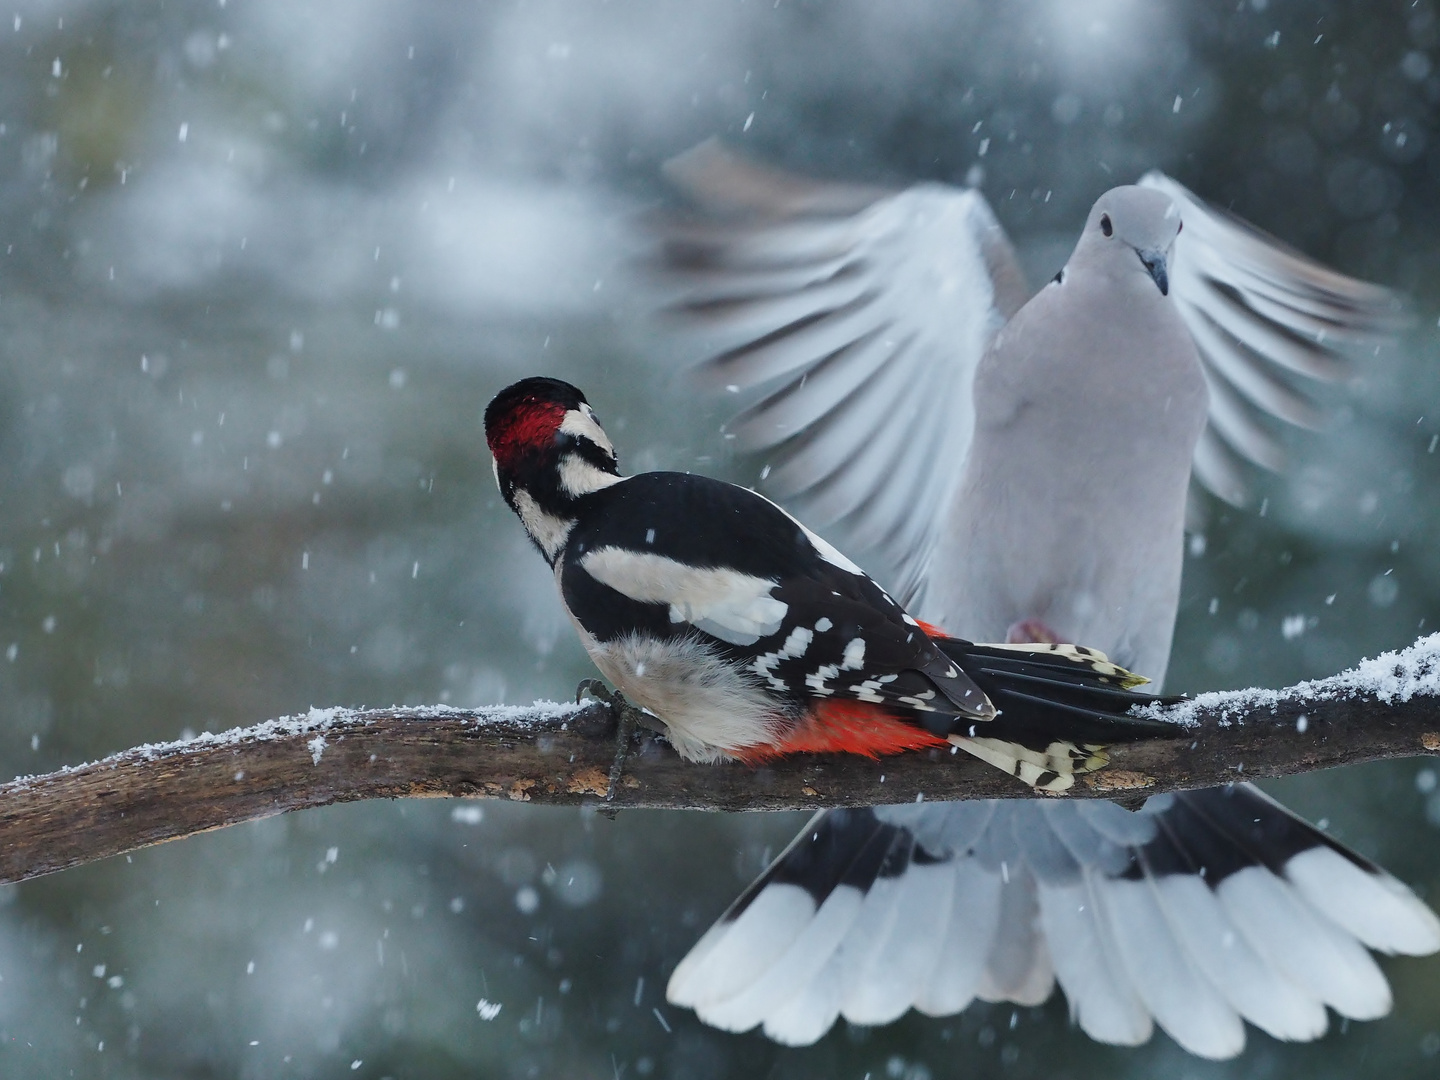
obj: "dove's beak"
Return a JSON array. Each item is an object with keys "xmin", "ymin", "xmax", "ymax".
[{"xmin": 1137, "ymin": 249, "xmax": 1169, "ymax": 296}]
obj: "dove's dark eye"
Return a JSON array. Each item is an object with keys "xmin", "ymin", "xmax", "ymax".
[{"xmin": 1100, "ymin": 214, "xmax": 1113, "ymax": 238}]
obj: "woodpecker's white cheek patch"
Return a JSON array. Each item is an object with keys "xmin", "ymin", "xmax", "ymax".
[
  {"xmin": 513, "ymin": 490, "xmax": 574, "ymax": 560},
  {"xmin": 579, "ymin": 547, "xmax": 788, "ymax": 646},
  {"xmin": 560, "ymin": 405, "xmax": 616, "ymax": 456},
  {"xmin": 558, "ymin": 452, "xmax": 621, "ymax": 498}
]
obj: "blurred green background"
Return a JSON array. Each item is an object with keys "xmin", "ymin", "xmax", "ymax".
[{"xmin": 0, "ymin": 0, "xmax": 1439, "ymax": 1076}]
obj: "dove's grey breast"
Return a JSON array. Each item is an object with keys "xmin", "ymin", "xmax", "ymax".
[{"xmin": 930, "ymin": 263, "xmax": 1208, "ymax": 685}]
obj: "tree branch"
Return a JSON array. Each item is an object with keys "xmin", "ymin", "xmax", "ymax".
[{"xmin": 3, "ymin": 636, "xmax": 1440, "ymax": 885}]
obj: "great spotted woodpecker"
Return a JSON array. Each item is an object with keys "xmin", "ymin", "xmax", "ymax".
[{"xmin": 485, "ymin": 376, "xmax": 1173, "ymax": 790}]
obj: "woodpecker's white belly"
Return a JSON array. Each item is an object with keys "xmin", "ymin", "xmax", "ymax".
[
  {"xmin": 554, "ymin": 562, "xmax": 790, "ymax": 761},
  {"xmin": 582, "ymin": 629, "xmax": 792, "ymax": 763}
]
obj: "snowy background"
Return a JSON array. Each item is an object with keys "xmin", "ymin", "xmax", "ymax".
[{"xmin": 0, "ymin": 0, "xmax": 1439, "ymax": 1076}]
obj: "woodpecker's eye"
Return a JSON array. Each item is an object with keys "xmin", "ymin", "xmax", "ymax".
[{"xmin": 1100, "ymin": 214, "xmax": 1113, "ymax": 238}]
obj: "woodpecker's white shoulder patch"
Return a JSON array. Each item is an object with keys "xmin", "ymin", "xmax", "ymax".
[
  {"xmin": 579, "ymin": 546, "xmax": 788, "ymax": 646},
  {"xmin": 513, "ymin": 490, "xmax": 574, "ymax": 561}
]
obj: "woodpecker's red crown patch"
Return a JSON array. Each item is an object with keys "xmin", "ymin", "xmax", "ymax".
[{"xmin": 484, "ymin": 377, "xmax": 585, "ymax": 467}]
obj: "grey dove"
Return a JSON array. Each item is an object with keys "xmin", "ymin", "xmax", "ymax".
[
  {"xmin": 937, "ymin": 186, "xmax": 1205, "ymax": 680},
  {"xmin": 654, "ymin": 143, "xmax": 1438, "ymax": 1059}
]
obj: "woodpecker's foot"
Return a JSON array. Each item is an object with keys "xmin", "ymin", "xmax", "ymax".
[
  {"xmin": 577, "ymin": 680, "xmax": 667, "ymax": 733},
  {"xmin": 606, "ymin": 705, "xmax": 639, "ymax": 803},
  {"xmin": 575, "ymin": 681, "xmax": 660, "ymax": 801},
  {"xmin": 575, "ymin": 679, "xmax": 615, "ymax": 707}
]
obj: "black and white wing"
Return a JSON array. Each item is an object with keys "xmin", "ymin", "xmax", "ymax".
[
  {"xmin": 562, "ymin": 471, "xmax": 992, "ymax": 710},
  {"xmin": 656, "ymin": 141, "xmax": 1029, "ymax": 609},
  {"xmin": 1140, "ymin": 171, "xmax": 1409, "ymax": 507},
  {"xmin": 666, "ymin": 786, "xmax": 1440, "ymax": 1057}
]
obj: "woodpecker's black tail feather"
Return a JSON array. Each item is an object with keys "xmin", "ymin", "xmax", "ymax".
[{"xmin": 933, "ymin": 638, "xmax": 1183, "ymax": 746}]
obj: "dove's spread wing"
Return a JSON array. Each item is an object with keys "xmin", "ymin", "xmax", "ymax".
[
  {"xmin": 1139, "ymin": 171, "xmax": 1409, "ymax": 507},
  {"xmin": 658, "ymin": 141, "xmax": 1028, "ymax": 607}
]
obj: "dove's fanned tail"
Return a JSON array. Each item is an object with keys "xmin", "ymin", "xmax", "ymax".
[{"xmin": 667, "ymin": 788, "xmax": 1440, "ymax": 1056}]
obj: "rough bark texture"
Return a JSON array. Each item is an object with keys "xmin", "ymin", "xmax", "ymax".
[{"xmin": 2, "ymin": 635, "xmax": 1440, "ymax": 885}]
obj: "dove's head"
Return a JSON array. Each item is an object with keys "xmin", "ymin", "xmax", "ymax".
[{"xmin": 1072, "ymin": 186, "xmax": 1181, "ymax": 296}]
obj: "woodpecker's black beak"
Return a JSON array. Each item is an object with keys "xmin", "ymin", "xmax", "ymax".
[{"xmin": 1137, "ymin": 249, "xmax": 1169, "ymax": 296}]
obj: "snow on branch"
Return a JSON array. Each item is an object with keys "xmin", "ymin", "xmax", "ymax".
[{"xmin": 3, "ymin": 636, "xmax": 1440, "ymax": 885}]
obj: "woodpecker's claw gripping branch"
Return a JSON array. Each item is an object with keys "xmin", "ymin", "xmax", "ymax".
[
  {"xmin": 576, "ymin": 680, "xmax": 659, "ymax": 801},
  {"xmin": 574, "ymin": 680, "xmax": 612, "ymax": 707}
]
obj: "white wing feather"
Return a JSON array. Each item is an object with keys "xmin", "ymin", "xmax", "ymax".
[
  {"xmin": 658, "ymin": 151, "xmax": 1406, "ymax": 602},
  {"xmin": 1140, "ymin": 171, "xmax": 1408, "ymax": 507},
  {"xmin": 659, "ymin": 142, "xmax": 1024, "ymax": 607}
]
